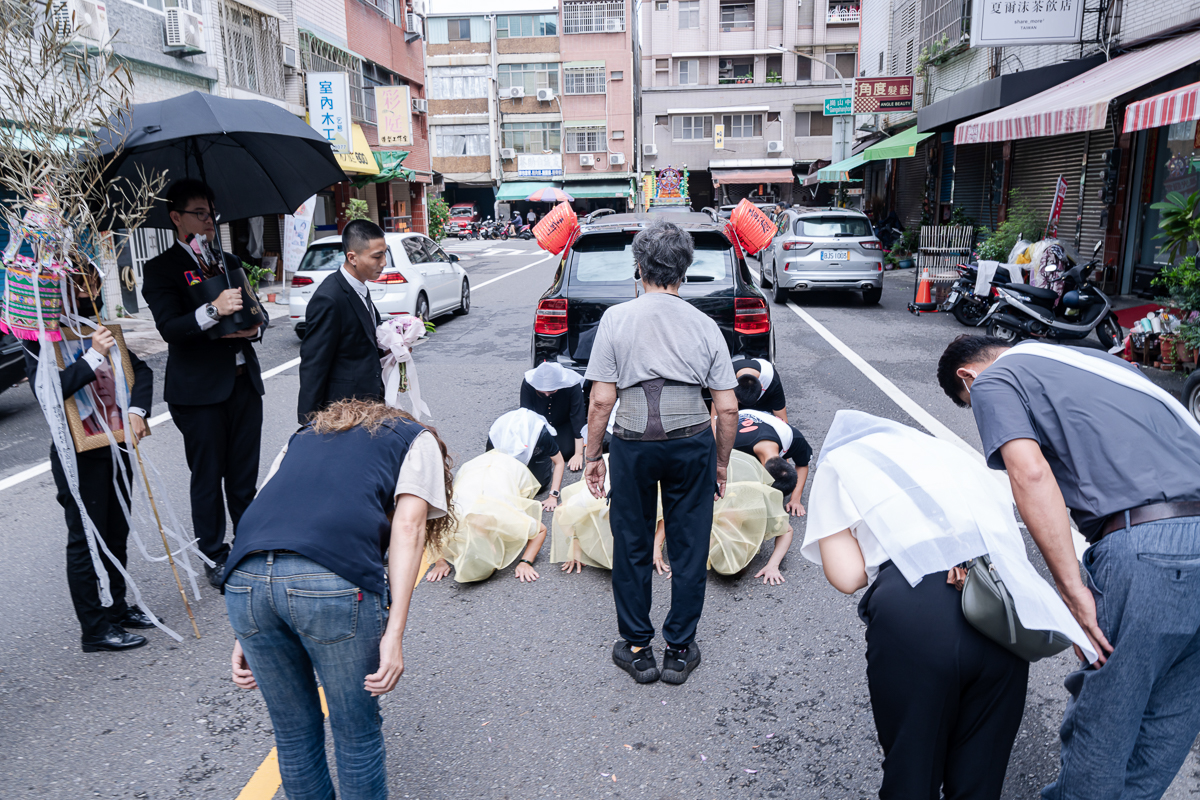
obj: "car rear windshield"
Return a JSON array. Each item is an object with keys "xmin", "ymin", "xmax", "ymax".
[
  {"xmin": 297, "ymin": 244, "xmax": 343, "ymax": 272},
  {"xmin": 450, "ymin": 207, "xmax": 474, "ymax": 217},
  {"xmin": 571, "ymin": 233, "xmax": 731, "ymax": 284},
  {"xmin": 795, "ymin": 216, "xmax": 873, "ymax": 237}
]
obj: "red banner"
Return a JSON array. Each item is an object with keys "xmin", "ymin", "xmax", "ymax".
[
  {"xmin": 852, "ymin": 77, "xmax": 914, "ymax": 113},
  {"xmin": 1047, "ymin": 175, "xmax": 1068, "ymax": 237}
]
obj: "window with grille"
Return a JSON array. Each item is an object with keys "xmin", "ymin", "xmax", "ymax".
[
  {"xmin": 221, "ymin": 1, "xmax": 284, "ymax": 100},
  {"xmin": 447, "ymin": 18, "xmax": 471, "ymax": 39},
  {"xmin": 719, "ymin": 1, "xmax": 753, "ymax": 30},
  {"xmin": 564, "ymin": 67, "xmax": 605, "ymax": 94},
  {"xmin": 499, "ymin": 63, "xmax": 559, "ymax": 94},
  {"xmin": 921, "ymin": 0, "xmax": 969, "ymax": 51},
  {"xmin": 721, "ymin": 114, "xmax": 762, "ymax": 138},
  {"xmin": 565, "ymin": 127, "xmax": 606, "ymax": 152},
  {"xmin": 562, "ymin": 1, "xmax": 625, "ymax": 33},
  {"xmin": 655, "ymin": 59, "xmax": 669, "ymax": 71},
  {"xmin": 434, "ymin": 124, "xmax": 489, "ymax": 157},
  {"xmin": 678, "ymin": 59, "xmax": 698, "ymax": 85},
  {"xmin": 428, "ymin": 66, "xmax": 490, "ymax": 99},
  {"xmin": 678, "ymin": 0, "xmax": 699, "ymax": 28},
  {"xmin": 497, "ymin": 14, "xmax": 558, "ymax": 37},
  {"xmin": 501, "ymin": 122, "xmax": 562, "ymax": 153},
  {"xmin": 301, "ymin": 32, "xmax": 365, "ymax": 121},
  {"xmin": 359, "ymin": 0, "xmax": 395, "ymax": 22},
  {"xmin": 795, "ymin": 111, "xmax": 832, "ymax": 136},
  {"xmin": 825, "ymin": 52, "xmax": 857, "ymax": 81},
  {"xmin": 673, "ymin": 115, "xmax": 712, "ymax": 140},
  {"xmin": 130, "ymin": 0, "xmax": 165, "ymax": 10}
]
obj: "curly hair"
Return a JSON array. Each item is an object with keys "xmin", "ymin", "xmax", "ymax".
[{"xmin": 309, "ymin": 399, "xmax": 456, "ymax": 549}]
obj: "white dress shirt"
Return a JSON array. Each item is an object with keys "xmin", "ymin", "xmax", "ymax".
[
  {"xmin": 179, "ymin": 241, "xmax": 246, "ymax": 366},
  {"xmin": 340, "ymin": 265, "xmax": 378, "ymax": 321}
]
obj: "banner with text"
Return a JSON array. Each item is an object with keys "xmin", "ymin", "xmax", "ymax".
[
  {"xmin": 376, "ymin": 85, "xmax": 413, "ymax": 147},
  {"xmin": 970, "ymin": 0, "xmax": 1084, "ymax": 46},
  {"xmin": 517, "ymin": 153, "xmax": 563, "ymax": 178},
  {"xmin": 306, "ymin": 72, "xmax": 351, "ymax": 153},
  {"xmin": 853, "ymin": 77, "xmax": 914, "ymax": 113}
]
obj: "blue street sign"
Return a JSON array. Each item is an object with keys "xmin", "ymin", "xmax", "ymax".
[{"xmin": 824, "ymin": 97, "xmax": 853, "ymax": 116}]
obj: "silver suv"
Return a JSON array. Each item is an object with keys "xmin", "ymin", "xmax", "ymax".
[{"xmin": 759, "ymin": 208, "xmax": 884, "ymax": 305}]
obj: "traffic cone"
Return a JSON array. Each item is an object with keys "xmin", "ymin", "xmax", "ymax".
[{"xmin": 915, "ymin": 269, "xmax": 932, "ymax": 305}]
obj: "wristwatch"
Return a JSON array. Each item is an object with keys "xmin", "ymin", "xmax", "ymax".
[
  {"xmin": 549, "ymin": 489, "xmax": 560, "ymax": 498},
  {"xmin": 204, "ymin": 303, "xmax": 220, "ymax": 321},
  {"xmin": 519, "ymin": 558, "xmax": 534, "ymax": 566}
]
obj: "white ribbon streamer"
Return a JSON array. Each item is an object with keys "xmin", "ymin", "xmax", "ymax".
[{"xmin": 377, "ymin": 317, "xmax": 431, "ymax": 420}]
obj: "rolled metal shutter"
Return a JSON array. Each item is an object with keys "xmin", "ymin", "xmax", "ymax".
[
  {"xmin": 1010, "ymin": 132, "xmax": 1087, "ymax": 241},
  {"xmin": 1076, "ymin": 123, "xmax": 1116, "ymax": 255},
  {"xmin": 895, "ymin": 140, "xmax": 928, "ymax": 228},
  {"xmin": 951, "ymin": 143, "xmax": 987, "ymax": 227}
]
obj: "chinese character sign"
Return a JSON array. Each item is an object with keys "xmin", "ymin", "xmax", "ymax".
[
  {"xmin": 376, "ymin": 86, "xmax": 412, "ymax": 147},
  {"xmin": 970, "ymin": 0, "xmax": 1083, "ymax": 46},
  {"xmin": 306, "ymin": 72, "xmax": 351, "ymax": 153},
  {"xmin": 852, "ymin": 77, "xmax": 914, "ymax": 113}
]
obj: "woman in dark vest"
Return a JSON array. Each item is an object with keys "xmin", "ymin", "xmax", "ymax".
[{"xmin": 222, "ymin": 399, "xmax": 453, "ymax": 800}]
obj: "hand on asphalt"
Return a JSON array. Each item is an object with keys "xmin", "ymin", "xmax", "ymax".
[
  {"xmin": 426, "ymin": 559, "xmax": 451, "ymax": 582},
  {"xmin": 653, "ymin": 550, "xmax": 671, "ymax": 575},
  {"xmin": 560, "ymin": 560, "xmax": 583, "ymax": 573},
  {"xmin": 755, "ymin": 565, "xmax": 785, "ymax": 585},
  {"xmin": 514, "ymin": 562, "xmax": 539, "ymax": 582},
  {"xmin": 785, "ymin": 498, "xmax": 806, "ymax": 516},
  {"xmin": 541, "ymin": 496, "xmax": 559, "ymax": 512},
  {"xmin": 567, "ymin": 454, "xmax": 583, "ymax": 472}
]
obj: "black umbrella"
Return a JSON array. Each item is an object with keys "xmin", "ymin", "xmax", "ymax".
[{"xmin": 95, "ymin": 91, "xmax": 347, "ymax": 229}]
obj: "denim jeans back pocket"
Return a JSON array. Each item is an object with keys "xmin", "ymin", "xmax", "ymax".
[
  {"xmin": 224, "ymin": 585, "xmax": 259, "ymax": 638},
  {"xmin": 286, "ymin": 587, "xmax": 360, "ymax": 644}
]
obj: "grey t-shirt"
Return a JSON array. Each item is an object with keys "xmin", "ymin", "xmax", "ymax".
[
  {"xmin": 972, "ymin": 345, "xmax": 1200, "ymax": 540},
  {"xmin": 584, "ymin": 292, "xmax": 737, "ymax": 391}
]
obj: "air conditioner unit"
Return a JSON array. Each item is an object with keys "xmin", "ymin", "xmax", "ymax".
[
  {"xmin": 54, "ymin": 0, "xmax": 109, "ymax": 49},
  {"xmin": 767, "ymin": 140, "xmax": 785, "ymax": 153},
  {"xmin": 506, "ymin": 86, "xmax": 525, "ymax": 99},
  {"xmin": 608, "ymin": 152, "xmax": 625, "ymax": 166},
  {"xmin": 164, "ymin": 6, "xmax": 205, "ymax": 54},
  {"xmin": 536, "ymin": 88, "xmax": 555, "ymax": 102},
  {"xmin": 579, "ymin": 154, "xmax": 595, "ymax": 167},
  {"xmin": 604, "ymin": 17, "xmax": 624, "ymax": 32},
  {"xmin": 282, "ymin": 44, "xmax": 298, "ymax": 70},
  {"xmin": 411, "ymin": 98, "xmax": 428, "ymax": 113},
  {"xmin": 405, "ymin": 12, "xmax": 422, "ymax": 37},
  {"xmin": 643, "ymin": 143, "xmax": 658, "ymax": 157},
  {"xmin": 500, "ymin": 148, "xmax": 516, "ymax": 160}
]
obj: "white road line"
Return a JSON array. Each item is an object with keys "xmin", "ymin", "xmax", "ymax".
[{"xmin": 1, "ymin": 252, "xmax": 555, "ymax": 494}]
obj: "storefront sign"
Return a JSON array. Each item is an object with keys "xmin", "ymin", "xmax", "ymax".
[
  {"xmin": 824, "ymin": 97, "xmax": 853, "ymax": 116},
  {"xmin": 714, "ymin": 124, "xmax": 725, "ymax": 149},
  {"xmin": 376, "ymin": 86, "xmax": 412, "ymax": 147},
  {"xmin": 517, "ymin": 153, "xmax": 563, "ymax": 178},
  {"xmin": 1047, "ymin": 175, "xmax": 1068, "ymax": 237},
  {"xmin": 283, "ymin": 195, "xmax": 318, "ymax": 275},
  {"xmin": 852, "ymin": 77, "xmax": 914, "ymax": 113},
  {"xmin": 306, "ymin": 72, "xmax": 351, "ymax": 154},
  {"xmin": 969, "ymin": 0, "xmax": 1084, "ymax": 47}
]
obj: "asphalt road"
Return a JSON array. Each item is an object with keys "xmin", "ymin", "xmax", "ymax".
[{"xmin": 1, "ymin": 239, "xmax": 1197, "ymax": 799}]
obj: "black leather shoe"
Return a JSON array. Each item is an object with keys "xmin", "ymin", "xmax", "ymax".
[
  {"xmin": 82, "ymin": 628, "xmax": 148, "ymax": 653},
  {"xmin": 206, "ymin": 561, "xmax": 226, "ymax": 591},
  {"xmin": 114, "ymin": 608, "xmax": 160, "ymax": 629}
]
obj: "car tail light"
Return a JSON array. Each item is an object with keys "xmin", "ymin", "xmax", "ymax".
[
  {"xmin": 372, "ymin": 272, "xmax": 408, "ymax": 284},
  {"xmin": 291, "ymin": 275, "xmax": 313, "ymax": 287},
  {"xmin": 734, "ymin": 296, "xmax": 770, "ymax": 335},
  {"xmin": 782, "ymin": 240, "xmax": 812, "ymax": 251},
  {"xmin": 535, "ymin": 298, "xmax": 568, "ymax": 335},
  {"xmin": 861, "ymin": 240, "xmax": 883, "ymax": 250}
]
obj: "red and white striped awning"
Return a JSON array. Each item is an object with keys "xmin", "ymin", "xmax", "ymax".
[
  {"xmin": 955, "ymin": 29, "xmax": 1200, "ymax": 145},
  {"xmin": 1123, "ymin": 81, "xmax": 1200, "ymax": 133}
]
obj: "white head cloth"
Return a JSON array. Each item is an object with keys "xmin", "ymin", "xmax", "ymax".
[
  {"xmin": 741, "ymin": 408, "xmax": 793, "ymax": 453},
  {"xmin": 524, "ymin": 362, "xmax": 584, "ymax": 393},
  {"xmin": 803, "ymin": 409, "xmax": 1098, "ymax": 664},
  {"xmin": 489, "ymin": 408, "xmax": 557, "ymax": 466}
]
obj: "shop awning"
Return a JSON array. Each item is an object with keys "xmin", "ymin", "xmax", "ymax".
[
  {"xmin": 805, "ymin": 153, "xmax": 866, "ymax": 185},
  {"xmin": 861, "ymin": 126, "xmax": 934, "ymax": 160},
  {"xmin": 351, "ymin": 150, "xmax": 414, "ymax": 187},
  {"xmin": 496, "ymin": 181, "xmax": 557, "ymax": 201},
  {"xmin": 713, "ymin": 168, "xmax": 794, "ymax": 185},
  {"xmin": 1123, "ymin": 80, "xmax": 1200, "ymax": 133},
  {"xmin": 335, "ymin": 124, "xmax": 380, "ymax": 176},
  {"xmin": 566, "ymin": 180, "xmax": 632, "ymax": 199},
  {"xmin": 955, "ymin": 28, "xmax": 1200, "ymax": 145}
]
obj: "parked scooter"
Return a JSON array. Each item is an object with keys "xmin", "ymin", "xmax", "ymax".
[
  {"xmin": 979, "ymin": 241, "xmax": 1123, "ymax": 349},
  {"xmin": 513, "ymin": 221, "xmax": 534, "ymax": 240},
  {"xmin": 942, "ymin": 262, "xmax": 1017, "ymax": 327}
]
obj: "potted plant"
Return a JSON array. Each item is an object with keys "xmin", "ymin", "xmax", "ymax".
[
  {"xmin": 1151, "ymin": 190, "xmax": 1200, "ymax": 368},
  {"xmin": 243, "ymin": 260, "xmax": 276, "ymax": 302},
  {"xmin": 766, "ymin": 71, "xmax": 782, "ymax": 84}
]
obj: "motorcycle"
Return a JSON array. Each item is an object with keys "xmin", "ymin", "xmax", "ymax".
[
  {"xmin": 513, "ymin": 221, "xmax": 534, "ymax": 240},
  {"xmin": 978, "ymin": 240, "xmax": 1123, "ymax": 349},
  {"xmin": 942, "ymin": 262, "xmax": 1017, "ymax": 327}
]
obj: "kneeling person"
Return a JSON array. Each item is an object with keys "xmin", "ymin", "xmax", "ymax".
[
  {"xmin": 732, "ymin": 357, "xmax": 787, "ymax": 421},
  {"xmin": 733, "ymin": 409, "xmax": 810, "ymax": 515},
  {"xmin": 485, "ymin": 408, "xmax": 566, "ymax": 510}
]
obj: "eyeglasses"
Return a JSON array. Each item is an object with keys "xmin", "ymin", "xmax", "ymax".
[{"xmin": 179, "ymin": 209, "xmax": 215, "ymax": 223}]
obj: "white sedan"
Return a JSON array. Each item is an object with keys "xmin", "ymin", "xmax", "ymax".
[{"xmin": 289, "ymin": 232, "xmax": 470, "ymax": 338}]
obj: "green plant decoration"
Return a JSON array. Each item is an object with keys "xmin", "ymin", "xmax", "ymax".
[
  {"xmin": 242, "ymin": 260, "xmax": 275, "ymax": 291},
  {"xmin": 975, "ymin": 189, "xmax": 1045, "ymax": 261},
  {"xmin": 1150, "ymin": 191, "xmax": 1200, "ymax": 264},
  {"xmin": 344, "ymin": 198, "xmax": 370, "ymax": 222},
  {"xmin": 766, "ymin": 71, "xmax": 782, "ymax": 84},
  {"xmin": 428, "ymin": 195, "xmax": 451, "ymax": 242}
]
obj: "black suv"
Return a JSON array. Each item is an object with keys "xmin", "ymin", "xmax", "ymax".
[{"xmin": 531, "ymin": 212, "xmax": 774, "ymax": 373}]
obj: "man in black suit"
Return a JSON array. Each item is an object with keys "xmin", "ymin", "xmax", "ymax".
[
  {"xmin": 141, "ymin": 179, "xmax": 264, "ymax": 588},
  {"xmin": 25, "ymin": 275, "xmax": 157, "ymax": 652},
  {"xmin": 297, "ymin": 219, "xmax": 389, "ymax": 423}
]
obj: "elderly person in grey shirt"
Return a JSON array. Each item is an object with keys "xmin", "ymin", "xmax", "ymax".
[{"xmin": 584, "ymin": 219, "xmax": 739, "ymax": 686}]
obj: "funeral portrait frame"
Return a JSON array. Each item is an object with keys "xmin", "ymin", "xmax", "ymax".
[{"xmin": 54, "ymin": 324, "xmax": 136, "ymax": 453}]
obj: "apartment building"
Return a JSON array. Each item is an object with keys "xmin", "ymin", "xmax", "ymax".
[
  {"xmin": 426, "ymin": 0, "xmax": 636, "ymax": 217},
  {"xmin": 638, "ymin": 0, "xmax": 860, "ymax": 208}
]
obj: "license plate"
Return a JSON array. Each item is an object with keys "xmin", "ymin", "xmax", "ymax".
[
  {"xmin": 947, "ymin": 291, "xmax": 959, "ymax": 303},
  {"xmin": 820, "ymin": 250, "xmax": 848, "ymax": 260}
]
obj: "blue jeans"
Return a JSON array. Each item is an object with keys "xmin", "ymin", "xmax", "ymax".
[
  {"xmin": 1043, "ymin": 517, "xmax": 1200, "ymax": 800},
  {"xmin": 225, "ymin": 552, "xmax": 389, "ymax": 800}
]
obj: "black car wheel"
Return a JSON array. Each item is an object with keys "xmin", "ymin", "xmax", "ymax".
[
  {"xmin": 952, "ymin": 296, "xmax": 989, "ymax": 327},
  {"xmin": 1095, "ymin": 314, "xmax": 1122, "ymax": 350},
  {"xmin": 772, "ymin": 279, "xmax": 789, "ymax": 305},
  {"xmin": 454, "ymin": 280, "xmax": 471, "ymax": 315},
  {"xmin": 760, "ymin": 259, "xmax": 773, "ymax": 288},
  {"xmin": 416, "ymin": 293, "xmax": 430, "ymax": 322},
  {"xmin": 862, "ymin": 286, "xmax": 883, "ymax": 305},
  {"xmin": 1185, "ymin": 371, "xmax": 1200, "ymax": 425}
]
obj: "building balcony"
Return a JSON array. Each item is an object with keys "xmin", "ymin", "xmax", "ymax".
[{"xmin": 826, "ymin": 4, "xmax": 861, "ymax": 23}]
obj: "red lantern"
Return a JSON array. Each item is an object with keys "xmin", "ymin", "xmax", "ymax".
[
  {"xmin": 727, "ymin": 199, "xmax": 776, "ymax": 255},
  {"xmin": 533, "ymin": 202, "xmax": 580, "ymax": 255}
]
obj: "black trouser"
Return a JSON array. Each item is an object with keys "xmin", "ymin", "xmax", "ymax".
[
  {"xmin": 859, "ymin": 561, "xmax": 1029, "ymax": 800},
  {"xmin": 608, "ymin": 428, "xmax": 716, "ymax": 648},
  {"xmin": 50, "ymin": 447, "xmax": 132, "ymax": 641},
  {"xmin": 169, "ymin": 373, "xmax": 262, "ymax": 564},
  {"xmin": 551, "ymin": 427, "xmax": 577, "ymax": 461}
]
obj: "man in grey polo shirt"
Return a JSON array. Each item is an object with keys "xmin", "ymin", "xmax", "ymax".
[
  {"xmin": 584, "ymin": 219, "xmax": 739, "ymax": 686},
  {"xmin": 938, "ymin": 335, "xmax": 1200, "ymax": 800}
]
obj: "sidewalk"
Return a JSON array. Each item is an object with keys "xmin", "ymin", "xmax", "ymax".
[{"xmin": 115, "ymin": 300, "xmax": 292, "ymax": 359}]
